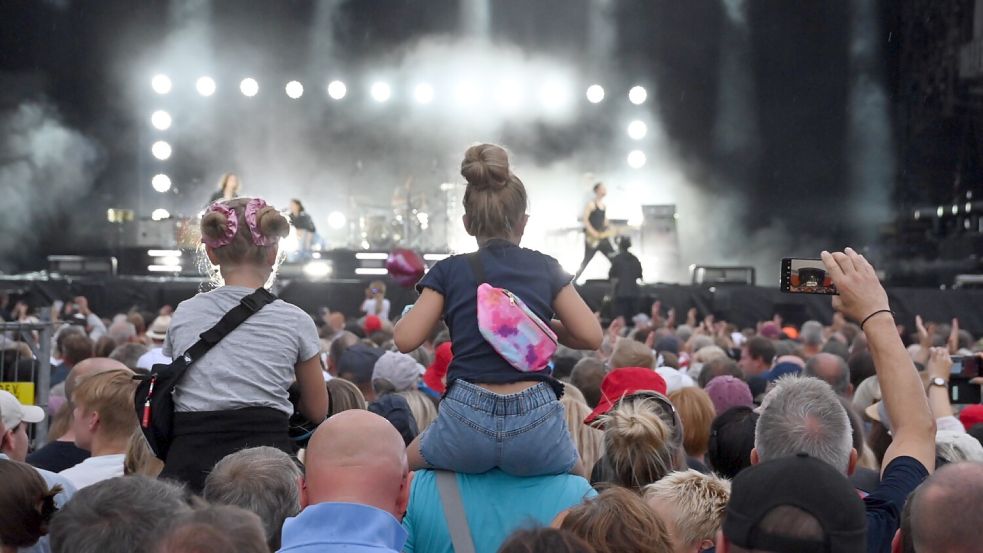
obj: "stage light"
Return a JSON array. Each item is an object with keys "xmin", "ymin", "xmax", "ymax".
[
  {"xmin": 370, "ymin": 82, "xmax": 391, "ymax": 103},
  {"xmin": 413, "ymin": 83, "xmax": 435, "ymax": 104},
  {"xmin": 937, "ymin": 206, "xmax": 944, "ymax": 218},
  {"xmin": 495, "ymin": 80, "xmax": 523, "ymax": 110},
  {"xmin": 150, "ymin": 110, "xmax": 172, "ymax": 131},
  {"xmin": 538, "ymin": 81, "xmax": 570, "ymax": 110},
  {"xmin": 151, "ymin": 174, "xmax": 172, "ymax": 193},
  {"xmin": 196, "ymin": 76, "xmax": 216, "ymax": 97},
  {"xmin": 454, "ymin": 82, "xmax": 480, "ymax": 107},
  {"xmin": 327, "ymin": 211, "xmax": 347, "ymax": 230},
  {"xmin": 327, "ymin": 80, "xmax": 347, "ymax": 100},
  {"xmin": 151, "ymin": 141, "xmax": 172, "ymax": 161},
  {"xmin": 240, "ymin": 78, "xmax": 259, "ymax": 97},
  {"xmin": 285, "ymin": 80, "xmax": 304, "ymax": 99},
  {"xmin": 627, "ymin": 120, "xmax": 647, "ymax": 140},
  {"xmin": 627, "ymin": 150, "xmax": 647, "ymax": 169},
  {"xmin": 303, "ymin": 260, "xmax": 333, "ymax": 279},
  {"xmin": 628, "ymin": 86, "xmax": 647, "ymax": 105},
  {"xmin": 586, "ymin": 84, "xmax": 605, "ymax": 104},
  {"xmin": 151, "ymin": 74, "xmax": 172, "ymax": 95},
  {"xmin": 151, "ymin": 208, "xmax": 171, "ymax": 221}
]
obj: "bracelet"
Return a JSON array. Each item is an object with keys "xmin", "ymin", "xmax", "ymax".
[{"xmin": 860, "ymin": 309, "xmax": 895, "ymax": 330}]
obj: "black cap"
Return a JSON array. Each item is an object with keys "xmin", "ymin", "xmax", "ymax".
[
  {"xmin": 368, "ymin": 394, "xmax": 419, "ymax": 446},
  {"xmin": 337, "ymin": 344, "xmax": 384, "ymax": 385},
  {"xmin": 723, "ymin": 453, "xmax": 866, "ymax": 553}
]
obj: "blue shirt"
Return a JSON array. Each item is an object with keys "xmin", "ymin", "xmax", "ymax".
[
  {"xmin": 416, "ymin": 240, "xmax": 571, "ymax": 387},
  {"xmin": 864, "ymin": 456, "xmax": 928, "ymax": 553},
  {"xmin": 402, "ymin": 469, "xmax": 596, "ymax": 553},
  {"xmin": 278, "ymin": 502, "xmax": 407, "ymax": 553}
]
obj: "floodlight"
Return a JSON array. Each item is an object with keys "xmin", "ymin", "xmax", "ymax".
[
  {"xmin": 627, "ymin": 120, "xmax": 647, "ymax": 140},
  {"xmin": 150, "ymin": 110, "xmax": 171, "ymax": 130},
  {"xmin": 240, "ymin": 78, "xmax": 259, "ymax": 97},
  {"xmin": 327, "ymin": 211, "xmax": 347, "ymax": 230},
  {"xmin": 628, "ymin": 86, "xmax": 647, "ymax": 105},
  {"xmin": 151, "ymin": 141, "xmax": 172, "ymax": 160},
  {"xmin": 327, "ymin": 80, "xmax": 347, "ymax": 100},
  {"xmin": 151, "ymin": 74, "xmax": 172, "ymax": 95},
  {"xmin": 414, "ymin": 83, "xmax": 435, "ymax": 104},
  {"xmin": 285, "ymin": 80, "xmax": 304, "ymax": 99},
  {"xmin": 151, "ymin": 174, "xmax": 171, "ymax": 193},
  {"xmin": 586, "ymin": 84, "xmax": 605, "ymax": 103},
  {"xmin": 196, "ymin": 76, "xmax": 216, "ymax": 97},
  {"xmin": 151, "ymin": 208, "xmax": 171, "ymax": 221},
  {"xmin": 370, "ymin": 82, "xmax": 392, "ymax": 103},
  {"xmin": 627, "ymin": 150, "xmax": 647, "ymax": 169}
]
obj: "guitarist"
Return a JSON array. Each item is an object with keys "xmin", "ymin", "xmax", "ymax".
[{"xmin": 574, "ymin": 182, "xmax": 615, "ymax": 283}]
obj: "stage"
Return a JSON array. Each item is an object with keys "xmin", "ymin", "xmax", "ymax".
[{"xmin": 4, "ymin": 271, "xmax": 983, "ymax": 337}]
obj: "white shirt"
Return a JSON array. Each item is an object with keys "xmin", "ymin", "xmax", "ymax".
[
  {"xmin": 656, "ymin": 366, "xmax": 696, "ymax": 393},
  {"xmin": 361, "ymin": 298, "xmax": 391, "ymax": 321},
  {"xmin": 59, "ymin": 453, "xmax": 125, "ymax": 489},
  {"xmin": 137, "ymin": 347, "xmax": 171, "ymax": 371}
]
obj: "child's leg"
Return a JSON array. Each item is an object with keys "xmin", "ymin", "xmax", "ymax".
[{"xmin": 407, "ymin": 434, "xmax": 431, "ymax": 471}]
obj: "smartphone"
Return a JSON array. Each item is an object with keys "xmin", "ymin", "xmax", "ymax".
[
  {"xmin": 949, "ymin": 377, "xmax": 982, "ymax": 404},
  {"xmin": 780, "ymin": 258, "xmax": 838, "ymax": 295},
  {"xmin": 950, "ymin": 356, "xmax": 981, "ymax": 379}
]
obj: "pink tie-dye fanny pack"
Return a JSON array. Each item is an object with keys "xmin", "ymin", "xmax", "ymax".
[{"xmin": 468, "ymin": 253, "xmax": 558, "ymax": 373}]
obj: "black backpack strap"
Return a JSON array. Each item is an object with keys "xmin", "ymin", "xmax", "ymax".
[
  {"xmin": 466, "ymin": 252, "xmax": 486, "ymax": 284},
  {"xmin": 178, "ymin": 287, "xmax": 278, "ymax": 365}
]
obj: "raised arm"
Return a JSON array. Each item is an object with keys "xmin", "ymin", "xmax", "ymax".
[
  {"xmin": 821, "ymin": 248, "xmax": 936, "ymax": 476},
  {"xmin": 394, "ymin": 288, "xmax": 444, "ymax": 353},
  {"xmin": 551, "ymin": 284, "xmax": 603, "ymax": 350}
]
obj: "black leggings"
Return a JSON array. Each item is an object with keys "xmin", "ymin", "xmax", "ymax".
[{"xmin": 574, "ymin": 239, "xmax": 615, "ymax": 282}]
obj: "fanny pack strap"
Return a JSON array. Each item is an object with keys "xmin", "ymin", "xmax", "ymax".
[
  {"xmin": 436, "ymin": 471, "xmax": 476, "ymax": 553},
  {"xmin": 466, "ymin": 252, "xmax": 486, "ymax": 285}
]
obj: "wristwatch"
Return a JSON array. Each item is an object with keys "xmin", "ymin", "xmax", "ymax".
[{"xmin": 929, "ymin": 376, "xmax": 948, "ymax": 388}]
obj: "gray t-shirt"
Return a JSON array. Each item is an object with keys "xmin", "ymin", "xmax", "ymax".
[{"xmin": 163, "ymin": 286, "xmax": 320, "ymax": 415}]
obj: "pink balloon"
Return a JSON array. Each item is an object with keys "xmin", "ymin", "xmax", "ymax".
[{"xmin": 386, "ymin": 248, "xmax": 426, "ymax": 288}]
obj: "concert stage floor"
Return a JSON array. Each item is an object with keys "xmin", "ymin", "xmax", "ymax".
[{"xmin": 4, "ymin": 273, "xmax": 983, "ymax": 335}]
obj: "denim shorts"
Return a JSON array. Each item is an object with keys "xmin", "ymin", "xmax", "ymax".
[{"xmin": 419, "ymin": 380, "xmax": 579, "ymax": 476}]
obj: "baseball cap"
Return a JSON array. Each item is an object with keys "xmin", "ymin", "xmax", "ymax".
[
  {"xmin": 372, "ymin": 351, "xmax": 423, "ymax": 392},
  {"xmin": 959, "ymin": 404, "xmax": 983, "ymax": 431},
  {"xmin": 705, "ymin": 375, "xmax": 754, "ymax": 414},
  {"xmin": 368, "ymin": 394, "xmax": 419, "ymax": 446},
  {"xmin": 764, "ymin": 362, "xmax": 802, "ymax": 382},
  {"xmin": 0, "ymin": 390, "xmax": 45, "ymax": 430},
  {"xmin": 364, "ymin": 315, "xmax": 383, "ymax": 336},
  {"xmin": 759, "ymin": 322, "xmax": 781, "ymax": 340},
  {"xmin": 337, "ymin": 344, "xmax": 385, "ymax": 386},
  {"xmin": 723, "ymin": 453, "xmax": 866, "ymax": 553},
  {"xmin": 584, "ymin": 367, "xmax": 667, "ymax": 425},
  {"xmin": 654, "ymin": 335, "xmax": 681, "ymax": 355},
  {"xmin": 145, "ymin": 315, "xmax": 171, "ymax": 341}
]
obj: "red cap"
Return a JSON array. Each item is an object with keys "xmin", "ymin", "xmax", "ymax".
[
  {"xmin": 364, "ymin": 315, "xmax": 383, "ymax": 335},
  {"xmin": 960, "ymin": 404, "xmax": 983, "ymax": 431},
  {"xmin": 584, "ymin": 367, "xmax": 668, "ymax": 426}
]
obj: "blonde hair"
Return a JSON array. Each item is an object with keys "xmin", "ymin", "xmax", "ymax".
[
  {"xmin": 560, "ymin": 384, "xmax": 604, "ymax": 475},
  {"xmin": 72, "ymin": 368, "xmax": 138, "ymax": 440},
  {"xmin": 397, "ymin": 389, "xmax": 438, "ymax": 433},
  {"xmin": 201, "ymin": 197, "xmax": 290, "ymax": 268},
  {"xmin": 461, "ymin": 144, "xmax": 528, "ymax": 240},
  {"xmin": 610, "ymin": 338, "xmax": 655, "ymax": 370},
  {"xmin": 644, "ymin": 470, "xmax": 731, "ymax": 547},
  {"xmin": 560, "ymin": 487, "xmax": 673, "ymax": 553},
  {"xmin": 124, "ymin": 431, "xmax": 164, "ymax": 477},
  {"xmin": 598, "ymin": 395, "xmax": 684, "ymax": 490},
  {"xmin": 668, "ymin": 387, "xmax": 716, "ymax": 458},
  {"xmin": 326, "ymin": 378, "xmax": 367, "ymax": 417},
  {"xmin": 217, "ymin": 172, "xmax": 240, "ymax": 194}
]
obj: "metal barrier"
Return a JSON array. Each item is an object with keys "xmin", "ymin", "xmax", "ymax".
[{"xmin": 0, "ymin": 322, "xmax": 54, "ymax": 446}]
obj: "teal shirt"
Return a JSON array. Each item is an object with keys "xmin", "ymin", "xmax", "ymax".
[{"xmin": 402, "ymin": 469, "xmax": 596, "ymax": 553}]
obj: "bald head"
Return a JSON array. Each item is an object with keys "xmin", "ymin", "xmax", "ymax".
[
  {"xmin": 303, "ymin": 410, "xmax": 409, "ymax": 518},
  {"xmin": 803, "ymin": 353, "xmax": 851, "ymax": 397},
  {"xmin": 910, "ymin": 462, "xmax": 983, "ymax": 553},
  {"xmin": 66, "ymin": 358, "xmax": 132, "ymax": 404}
]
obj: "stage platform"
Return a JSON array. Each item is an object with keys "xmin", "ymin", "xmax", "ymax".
[{"xmin": 4, "ymin": 273, "xmax": 983, "ymax": 335}]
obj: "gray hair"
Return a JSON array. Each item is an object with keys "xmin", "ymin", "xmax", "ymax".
[
  {"xmin": 800, "ymin": 321, "xmax": 824, "ymax": 347},
  {"xmin": 109, "ymin": 343, "xmax": 149, "ymax": 372},
  {"xmin": 203, "ymin": 446, "xmax": 302, "ymax": 550},
  {"xmin": 803, "ymin": 354, "xmax": 851, "ymax": 396},
  {"xmin": 50, "ymin": 476, "xmax": 191, "ymax": 553},
  {"xmin": 754, "ymin": 376, "xmax": 853, "ymax": 473}
]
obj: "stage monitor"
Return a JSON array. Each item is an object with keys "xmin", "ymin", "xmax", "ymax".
[
  {"xmin": 691, "ymin": 265, "xmax": 755, "ymax": 286},
  {"xmin": 48, "ymin": 255, "xmax": 118, "ymax": 276}
]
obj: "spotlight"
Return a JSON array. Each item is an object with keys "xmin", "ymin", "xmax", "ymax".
[
  {"xmin": 150, "ymin": 110, "xmax": 172, "ymax": 131},
  {"xmin": 285, "ymin": 80, "xmax": 304, "ymax": 99},
  {"xmin": 151, "ymin": 141, "xmax": 172, "ymax": 161},
  {"xmin": 151, "ymin": 74, "xmax": 172, "ymax": 95},
  {"xmin": 370, "ymin": 82, "xmax": 391, "ymax": 103},
  {"xmin": 151, "ymin": 208, "xmax": 171, "ymax": 221},
  {"xmin": 495, "ymin": 80, "xmax": 523, "ymax": 110},
  {"xmin": 628, "ymin": 86, "xmax": 647, "ymax": 105},
  {"xmin": 327, "ymin": 80, "xmax": 347, "ymax": 100},
  {"xmin": 151, "ymin": 174, "xmax": 172, "ymax": 193},
  {"xmin": 538, "ymin": 81, "xmax": 570, "ymax": 110},
  {"xmin": 454, "ymin": 82, "xmax": 480, "ymax": 106},
  {"xmin": 303, "ymin": 260, "xmax": 333, "ymax": 279},
  {"xmin": 627, "ymin": 120, "xmax": 647, "ymax": 140},
  {"xmin": 327, "ymin": 211, "xmax": 347, "ymax": 230},
  {"xmin": 240, "ymin": 78, "xmax": 259, "ymax": 97},
  {"xmin": 586, "ymin": 84, "xmax": 605, "ymax": 104},
  {"xmin": 196, "ymin": 76, "xmax": 216, "ymax": 97},
  {"xmin": 413, "ymin": 83, "xmax": 435, "ymax": 105},
  {"xmin": 627, "ymin": 150, "xmax": 647, "ymax": 169}
]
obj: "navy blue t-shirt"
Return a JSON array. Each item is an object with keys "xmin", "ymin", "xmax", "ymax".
[
  {"xmin": 864, "ymin": 455, "xmax": 929, "ymax": 553},
  {"xmin": 416, "ymin": 240, "xmax": 572, "ymax": 387}
]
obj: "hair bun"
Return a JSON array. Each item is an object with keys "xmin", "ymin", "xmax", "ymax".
[
  {"xmin": 257, "ymin": 206, "xmax": 291, "ymax": 239},
  {"xmin": 201, "ymin": 210, "xmax": 230, "ymax": 242},
  {"xmin": 461, "ymin": 143, "xmax": 511, "ymax": 190}
]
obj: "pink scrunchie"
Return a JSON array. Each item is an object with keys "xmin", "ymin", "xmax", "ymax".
[
  {"xmin": 202, "ymin": 202, "xmax": 238, "ymax": 249},
  {"xmin": 244, "ymin": 198, "xmax": 278, "ymax": 247}
]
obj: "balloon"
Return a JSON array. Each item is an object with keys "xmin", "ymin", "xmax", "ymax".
[{"xmin": 386, "ymin": 248, "xmax": 425, "ymax": 288}]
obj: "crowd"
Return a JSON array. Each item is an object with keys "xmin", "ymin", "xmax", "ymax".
[{"xmin": 1, "ymin": 143, "xmax": 983, "ymax": 553}]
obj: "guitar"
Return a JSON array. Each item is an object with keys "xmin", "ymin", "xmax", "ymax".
[{"xmin": 585, "ymin": 225, "xmax": 624, "ymax": 249}]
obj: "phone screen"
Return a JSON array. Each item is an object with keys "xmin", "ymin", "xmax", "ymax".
[
  {"xmin": 780, "ymin": 258, "xmax": 838, "ymax": 295},
  {"xmin": 951, "ymin": 356, "xmax": 980, "ymax": 378}
]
